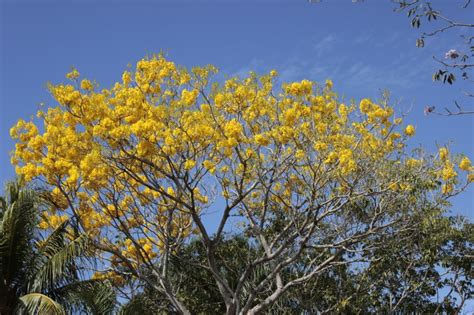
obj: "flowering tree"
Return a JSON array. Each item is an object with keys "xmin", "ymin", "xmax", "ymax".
[{"xmin": 10, "ymin": 55, "xmax": 473, "ymax": 314}]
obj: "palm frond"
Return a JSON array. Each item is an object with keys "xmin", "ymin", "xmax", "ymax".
[
  {"xmin": 36, "ymin": 220, "xmax": 69, "ymax": 258},
  {"xmin": 117, "ymin": 293, "xmax": 164, "ymax": 315},
  {"xmin": 30, "ymin": 232, "xmax": 92, "ymax": 293},
  {"xmin": 0, "ymin": 181, "xmax": 38, "ymax": 297},
  {"xmin": 55, "ymin": 279, "xmax": 116, "ymax": 315},
  {"xmin": 1, "ymin": 180, "xmax": 113, "ymax": 313},
  {"xmin": 19, "ymin": 292, "xmax": 65, "ymax": 315},
  {"xmin": 240, "ymin": 263, "xmax": 270, "ymax": 301}
]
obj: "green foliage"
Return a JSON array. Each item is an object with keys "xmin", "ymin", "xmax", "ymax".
[
  {"xmin": 0, "ymin": 180, "xmax": 116, "ymax": 315},
  {"xmin": 117, "ymin": 236, "xmax": 259, "ymax": 314},
  {"xmin": 118, "ymin": 206, "xmax": 473, "ymax": 313},
  {"xmin": 19, "ymin": 293, "xmax": 65, "ymax": 315}
]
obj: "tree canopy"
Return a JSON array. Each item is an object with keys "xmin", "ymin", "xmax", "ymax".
[{"xmin": 9, "ymin": 55, "xmax": 474, "ymax": 314}]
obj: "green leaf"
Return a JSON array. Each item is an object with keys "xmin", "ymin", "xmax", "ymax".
[
  {"xmin": 19, "ymin": 293, "xmax": 66, "ymax": 315},
  {"xmin": 416, "ymin": 38, "xmax": 425, "ymax": 48}
]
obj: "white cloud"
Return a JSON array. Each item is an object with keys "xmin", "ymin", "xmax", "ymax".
[{"xmin": 312, "ymin": 34, "xmax": 337, "ymax": 58}]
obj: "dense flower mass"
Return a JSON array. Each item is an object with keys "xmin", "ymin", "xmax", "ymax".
[{"xmin": 10, "ymin": 55, "xmax": 473, "ymax": 284}]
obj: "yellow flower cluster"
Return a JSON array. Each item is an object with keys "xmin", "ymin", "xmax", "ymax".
[
  {"xmin": 121, "ymin": 238, "xmax": 157, "ymax": 260},
  {"xmin": 254, "ymin": 134, "xmax": 270, "ymax": 146},
  {"xmin": 10, "ymin": 54, "xmax": 472, "ymax": 271},
  {"xmin": 184, "ymin": 159, "xmax": 196, "ymax": 170},
  {"xmin": 92, "ymin": 271, "xmax": 125, "ymax": 286},
  {"xmin": 66, "ymin": 68, "xmax": 80, "ymax": 80},
  {"xmin": 441, "ymin": 161, "xmax": 457, "ymax": 181},
  {"xmin": 406, "ymin": 158, "xmax": 421, "ymax": 168},
  {"xmin": 181, "ymin": 89, "xmax": 199, "ymax": 106},
  {"xmin": 39, "ymin": 212, "xmax": 68, "ymax": 230},
  {"xmin": 435, "ymin": 147, "xmax": 473, "ymax": 194},
  {"xmin": 404, "ymin": 125, "xmax": 415, "ymax": 136},
  {"xmin": 459, "ymin": 157, "xmax": 472, "ymax": 171},
  {"xmin": 285, "ymin": 79, "xmax": 313, "ymax": 96},
  {"xmin": 7, "ymin": 55, "xmax": 426, "ymax": 192},
  {"xmin": 439, "ymin": 147, "xmax": 449, "ymax": 161},
  {"xmin": 80, "ymin": 79, "xmax": 94, "ymax": 91}
]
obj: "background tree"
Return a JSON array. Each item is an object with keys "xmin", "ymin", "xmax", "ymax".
[
  {"xmin": 116, "ymin": 214, "xmax": 472, "ymax": 314},
  {"xmin": 270, "ymin": 213, "xmax": 473, "ymax": 313},
  {"xmin": 393, "ymin": 0, "xmax": 474, "ymax": 116},
  {"xmin": 10, "ymin": 55, "xmax": 473, "ymax": 314},
  {"xmin": 117, "ymin": 236, "xmax": 258, "ymax": 314},
  {"xmin": 0, "ymin": 180, "xmax": 116, "ymax": 315}
]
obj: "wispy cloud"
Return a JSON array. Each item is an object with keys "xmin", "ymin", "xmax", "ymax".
[
  {"xmin": 231, "ymin": 57, "xmax": 263, "ymax": 78},
  {"xmin": 225, "ymin": 30, "xmax": 441, "ymax": 100},
  {"xmin": 271, "ymin": 32, "xmax": 436, "ymax": 93},
  {"xmin": 313, "ymin": 34, "xmax": 337, "ymax": 58},
  {"xmin": 353, "ymin": 32, "xmax": 374, "ymax": 44}
]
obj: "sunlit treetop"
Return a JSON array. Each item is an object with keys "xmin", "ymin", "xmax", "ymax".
[{"xmin": 10, "ymin": 55, "xmax": 473, "ymax": 279}]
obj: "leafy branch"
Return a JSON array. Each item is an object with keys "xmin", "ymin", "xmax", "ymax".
[{"xmin": 394, "ymin": 0, "xmax": 474, "ymax": 115}]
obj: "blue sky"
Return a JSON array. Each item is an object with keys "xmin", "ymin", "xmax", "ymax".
[{"xmin": 0, "ymin": 0, "xmax": 473, "ymax": 310}]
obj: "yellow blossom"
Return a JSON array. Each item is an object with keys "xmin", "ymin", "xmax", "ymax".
[
  {"xmin": 325, "ymin": 79, "xmax": 333, "ymax": 90},
  {"xmin": 295, "ymin": 149, "xmax": 305, "ymax": 160},
  {"xmin": 184, "ymin": 159, "xmax": 196, "ymax": 170},
  {"xmin": 404, "ymin": 125, "xmax": 415, "ymax": 136},
  {"xmin": 406, "ymin": 158, "xmax": 421, "ymax": 168},
  {"xmin": 66, "ymin": 68, "xmax": 80, "ymax": 80},
  {"xmin": 223, "ymin": 119, "xmax": 243, "ymax": 139},
  {"xmin": 359, "ymin": 99, "xmax": 372, "ymax": 114},
  {"xmin": 254, "ymin": 134, "xmax": 270, "ymax": 146},
  {"xmin": 442, "ymin": 184, "xmax": 453, "ymax": 195},
  {"xmin": 459, "ymin": 157, "xmax": 472, "ymax": 171},
  {"xmin": 181, "ymin": 89, "xmax": 198, "ymax": 106},
  {"xmin": 80, "ymin": 79, "xmax": 93, "ymax": 90},
  {"xmin": 441, "ymin": 161, "xmax": 457, "ymax": 181},
  {"xmin": 439, "ymin": 147, "xmax": 449, "ymax": 161}
]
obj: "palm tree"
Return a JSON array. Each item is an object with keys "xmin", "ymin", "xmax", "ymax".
[{"xmin": 0, "ymin": 180, "xmax": 116, "ymax": 315}]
